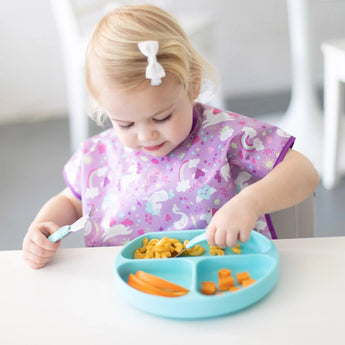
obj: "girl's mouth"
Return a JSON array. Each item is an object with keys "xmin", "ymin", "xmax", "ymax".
[{"xmin": 143, "ymin": 142, "xmax": 165, "ymax": 152}]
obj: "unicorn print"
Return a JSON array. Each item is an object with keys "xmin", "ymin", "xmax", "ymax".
[
  {"xmin": 172, "ymin": 204, "xmax": 188, "ymax": 229},
  {"xmin": 120, "ymin": 163, "xmax": 140, "ymax": 191},
  {"xmin": 144, "ymin": 190, "xmax": 169, "ymax": 216},
  {"xmin": 220, "ymin": 164, "xmax": 230, "ymax": 182},
  {"xmin": 219, "ymin": 125, "xmax": 234, "ymax": 141},
  {"xmin": 63, "ymin": 102, "xmax": 295, "ymax": 246},
  {"xmin": 200, "ymin": 208, "xmax": 214, "ymax": 224},
  {"xmin": 276, "ymin": 128, "xmax": 290, "ymax": 138},
  {"xmin": 203, "ymin": 109, "xmax": 234, "ymax": 128},
  {"xmin": 235, "ymin": 171, "xmax": 252, "ymax": 191},
  {"xmin": 102, "ymin": 223, "xmax": 132, "ymax": 242}
]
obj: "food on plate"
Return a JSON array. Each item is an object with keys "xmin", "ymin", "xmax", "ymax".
[
  {"xmin": 236, "ymin": 271, "xmax": 251, "ymax": 285},
  {"xmin": 133, "ymin": 236, "xmax": 206, "ymax": 259},
  {"xmin": 218, "ymin": 268, "xmax": 232, "ymax": 279},
  {"xmin": 201, "ymin": 268, "xmax": 256, "ymax": 295},
  {"xmin": 127, "ymin": 270, "xmax": 189, "ymax": 297},
  {"xmin": 201, "ymin": 281, "xmax": 217, "ymax": 295},
  {"xmin": 186, "ymin": 244, "xmax": 205, "ymax": 256},
  {"xmin": 219, "ymin": 276, "xmax": 235, "ymax": 291},
  {"xmin": 133, "ymin": 236, "xmax": 242, "ymax": 259},
  {"xmin": 231, "ymin": 243, "xmax": 242, "ymax": 254},
  {"xmin": 242, "ymin": 279, "xmax": 256, "ymax": 287},
  {"xmin": 209, "ymin": 245, "xmax": 225, "ymax": 255},
  {"xmin": 133, "ymin": 236, "xmax": 184, "ymax": 259}
]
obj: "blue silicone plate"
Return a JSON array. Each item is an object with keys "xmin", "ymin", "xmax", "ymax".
[{"xmin": 114, "ymin": 229, "xmax": 279, "ymax": 319}]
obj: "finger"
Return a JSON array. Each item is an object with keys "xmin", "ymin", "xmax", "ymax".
[
  {"xmin": 23, "ymin": 232, "xmax": 60, "ymax": 267},
  {"xmin": 30, "ymin": 227, "xmax": 61, "ymax": 252},
  {"xmin": 206, "ymin": 225, "xmax": 217, "ymax": 246},
  {"xmin": 25, "ymin": 240, "xmax": 58, "ymax": 259},
  {"xmin": 239, "ymin": 229, "xmax": 252, "ymax": 244},
  {"xmin": 214, "ymin": 228, "xmax": 227, "ymax": 248},
  {"xmin": 226, "ymin": 230, "xmax": 238, "ymax": 248},
  {"xmin": 23, "ymin": 244, "xmax": 52, "ymax": 266},
  {"xmin": 23, "ymin": 255, "xmax": 49, "ymax": 269}
]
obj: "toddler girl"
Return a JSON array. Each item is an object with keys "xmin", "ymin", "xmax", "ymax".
[{"xmin": 23, "ymin": 4, "xmax": 319, "ymax": 268}]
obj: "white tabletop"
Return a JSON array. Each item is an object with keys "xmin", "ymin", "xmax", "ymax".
[{"xmin": 1, "ymin": 236, "xmax": 344, "ymax": 345}]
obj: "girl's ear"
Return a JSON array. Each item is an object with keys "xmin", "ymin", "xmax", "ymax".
[{"xmin": 190, "ymin": 74, "xmax": 202, "ymax": 100}]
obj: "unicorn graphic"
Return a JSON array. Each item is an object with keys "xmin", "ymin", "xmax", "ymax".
[
  {"xmin": 177, "ymin": 159, "xmax": 200, "ymax": 192},
  {"xmin": 144, "ymin": 190, "xmax": 169, "ymax": 216},
  {"xmin": 220, "ymin": 164, "xmax": 230, "ymax": 182},
  {"xmin": 203, "ymin": 109, "xmax": 234, "ymax": 128},
  {"xmin": 120, "ymin": 163, "xmax": 140, "ymax": 191},
  {"xmin": 276, "ymin": 128, "xmax": 290, "ymax": 138},
  {"xmin": 102, "ymin": 224, "xmax": 132, "ymax": 242},
  {"xmin": 235, "ymin": 171, "xmax": 252, "ymax": 192},
  {"xmin": 172, "ymin": 204, "xmax": 188, "ymax": 229}
]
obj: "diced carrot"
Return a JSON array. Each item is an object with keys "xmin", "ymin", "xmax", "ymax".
[
  {"xmin": 242, "ymin": 279, "xmax": 256, "ymax": 287},
  {"xmin": 201, "ymin": 281, "xmax": 217, "ymax": 295},
  {"xmin": 127, "ymin": 273, "xmax": 188, "ymax": 297},
  {"xmin": 134, "ymin": 271, "xmax": 189, "ymax": 293},
  {"xmin": 229, "ymin": 286, "xmax": 241, "ymax": 293},
  {"xmin": 236, "ymin": 271, "xmax": 251, "ymax": 285},
  {"xmin": 218, "ymin": 268, "xmax": 231, "ymax": 279},
  {"xmin": 219, "ymin": 276, "xmax": 235, "ymax": 291}
]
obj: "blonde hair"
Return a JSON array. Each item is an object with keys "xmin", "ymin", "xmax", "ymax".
[{"xmin": 85, "ymin": 4, "xmax": 216, "ymax": 125}]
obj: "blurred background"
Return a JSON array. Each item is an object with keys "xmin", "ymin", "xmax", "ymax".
[{"xmin": 1, "ymin": 0, "xmax": 345, "ymax": 250}]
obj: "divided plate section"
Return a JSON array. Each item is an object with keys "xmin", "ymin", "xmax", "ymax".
[
  {"xmin": 117, "ymin": 259, "xmax": 194, "ymax": 292},
  {"xmin": 118, "ymin": 229, "xmax": 273, "ymax": 261},
  {"xmin": 114, "ymin": 230, "xmax": 279, "ymax": 319},
  {"xmin": 195, "ymin": 254, "xmax": 277, "ymax": 295}
]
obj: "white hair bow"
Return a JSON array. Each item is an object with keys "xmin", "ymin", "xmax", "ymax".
[{"xmin": 138, "ymin": 41, "xmax": 166, "ymax": 86}]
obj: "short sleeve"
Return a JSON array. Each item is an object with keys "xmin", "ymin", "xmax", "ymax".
[
  {"xmin": 63, "ymin": 145, "xmax": 84, "ymax": 200},
  {"xmin": 227, "ymin": 115, "xmax": 295, "ymax": 184},
  {"xmin": 63, "ymin": 139, "xmax": 97, "ymax": 200}
]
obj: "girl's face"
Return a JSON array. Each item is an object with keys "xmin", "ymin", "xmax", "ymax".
[{"xmin": 97, "ymin": 77, "xmax": 195, "ymax": 157}]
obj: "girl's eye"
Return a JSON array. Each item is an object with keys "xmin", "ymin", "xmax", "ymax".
[
  {"xmin": 118, "ymin": 122, "xmax": 134, "ymax": 130},
  {"xmin": 153, "ymin": 114, "xmax": 172, "ymax": 123}
]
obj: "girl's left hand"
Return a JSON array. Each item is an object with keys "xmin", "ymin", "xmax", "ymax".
[{"xmin": 206, "ymin": 193, "xmax": 259, "ymax": 248}]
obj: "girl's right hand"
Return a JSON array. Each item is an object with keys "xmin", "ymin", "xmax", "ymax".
[{"xmin": 22, "ymin": 222, "xmax": 61, "ymax": 269}]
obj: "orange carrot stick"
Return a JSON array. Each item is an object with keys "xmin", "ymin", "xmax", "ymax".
[
  {"xmin": 135, "ymin": 271, "xmax": 189, "ymax": 292},
  {"xmin": 127, "ymin": 273, "xmax": 188, "ymax": 297}
]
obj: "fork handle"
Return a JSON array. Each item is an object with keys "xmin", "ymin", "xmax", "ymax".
[
  {"xmin": 186, "ymin": 232, "xmax": 207, "ymax": 249},
  {"xmin": 48, "ymin": 225, "xmax": 70, "ymax": 243}
]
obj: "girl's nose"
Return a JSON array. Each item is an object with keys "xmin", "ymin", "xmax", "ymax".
[{"xmin": 137, "ymin": 125, "xmax": 158, "ymax": 142}]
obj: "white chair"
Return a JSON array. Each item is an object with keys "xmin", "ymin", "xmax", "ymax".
[
  {"xmin": 51, "ymin": 0, "xmax": 224, "ymax": 153},
  {"xmin": 270, "ymin": 194, "xmax": 315, "ymax": 239},
  {"xmin": 50, "ymin": 0, "xmax": 115, "ymax": 152},
  {"xmin": 321, "ymin": 38, "xmax": 345, "ymax": 190}
]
